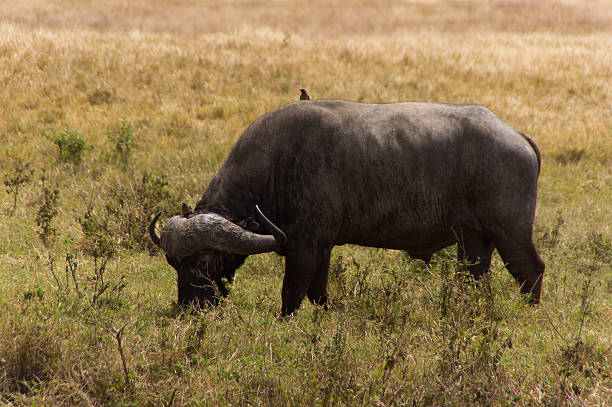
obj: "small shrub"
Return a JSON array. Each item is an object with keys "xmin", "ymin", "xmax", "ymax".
[
  {"xmin": 62, "ymin": 203, "xmax": 126, "ymax": 308},
  {"xmin": 63, "ymin": 252, "xmax": 125, "ymax": 308},
  {"xmin": 107, "ymin": 121, "xmax": 136, "ymax": 168},
  {"xmin": 3, "ymin": 157, "xmax": 33, "ymax": 216},
  {"xmin": 78, "ymin": 203, "xmax": 116, "ymax": 259},
  {"xmin": 35, "ymin": 171, "xmax": 59, "ymax": 248},
  {"xmin": 567, "ymin": 232, "xmax": 612, "ymax": 278},
  {"xmin": 96, "ymin": 171, "xmax": 179, "ymax": 251},
  {"xmin": 579, "ymin": 232, "xmax": 612, "ymax": 265},
  {"xmin": 537, "ymin": 211, "xmax": 564, "ymax": 249},
  {"xmin": 44, "ymin": 126, "xmax": 91, "ymax": 165}
]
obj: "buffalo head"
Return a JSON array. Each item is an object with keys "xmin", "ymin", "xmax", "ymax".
[{"xmin": 149, "ymin": 206, "xmax": 286, "ymax": 307}]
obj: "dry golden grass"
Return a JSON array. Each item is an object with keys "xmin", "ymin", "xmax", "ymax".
[
  {"xmin": 0, "ymin": 1, "xmax": 610, "ymax": 405},
  {"xmin": 2, "ymin": 0, "xmax": 612, "ymax": 35}
]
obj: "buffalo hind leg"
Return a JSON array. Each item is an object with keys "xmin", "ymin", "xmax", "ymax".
[
  {"xmin": 456, "ymin": 229, "xmax": 495, "ymax": 279},
  {"xmin": 494, "ymin": 236, "xmax": 545, "ymax": 304},
  {"xmin": 282, "ymin": 245, "xmax": 332, "ymax": 316}
]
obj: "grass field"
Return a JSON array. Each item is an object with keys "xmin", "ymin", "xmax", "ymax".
[{"xmin": 1, "ymin": 0, "xmax": 611, "ymax": 405}]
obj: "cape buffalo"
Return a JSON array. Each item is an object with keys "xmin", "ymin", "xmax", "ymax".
[{"xmin": 150, "ymin": 101, "xmax": 545, "ymax": 316}]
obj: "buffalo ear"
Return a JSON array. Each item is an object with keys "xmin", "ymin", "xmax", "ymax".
[{"xmin": 237, "ymin": 217, "xmax": 260, "ymax": 232}]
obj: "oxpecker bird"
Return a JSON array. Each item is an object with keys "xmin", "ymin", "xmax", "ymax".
[
  {"xmin": 299, "ymin": 89, "xmax": 310, "ymax": 101},
  {"xmin": 179, "ymin": 202, "xmax": 193, "ymax": 218}
]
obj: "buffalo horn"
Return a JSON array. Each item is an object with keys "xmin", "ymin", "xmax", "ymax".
[
  {"xmin": 159, "ymin": 211, "xmax": 285, "ymax": 258},
  {"xmin": 255, "ymin": 205, "xmax": 287, "ymax": 244}
]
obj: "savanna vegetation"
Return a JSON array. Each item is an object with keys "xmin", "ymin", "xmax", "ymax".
[{"xmin": 0, "ymin": 0, "xmax": 610, "ymax": 405}]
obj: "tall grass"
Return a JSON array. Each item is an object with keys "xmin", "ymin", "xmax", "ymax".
[{"xmin": 1, "ymin": 0, "xmax": 611, "ymax": 405}]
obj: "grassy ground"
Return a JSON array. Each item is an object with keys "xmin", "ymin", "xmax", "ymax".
[{"xmin": 0, "ymin": 0, "xmax": 611, "ymax": 405}]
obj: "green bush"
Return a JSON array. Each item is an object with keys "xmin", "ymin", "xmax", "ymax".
[
  {"xmin": 107, "ymin": 121, "xmax": 136, "ymax": 168},
  {"xmin": 35, "ymin": 171, "xmax": 59, "ymax": 248},
  {"xmin": 86, "ymin": 171, "xmax": 180, "ymax": 251},
  {"xmin": 3, "ymin": 157, "xmax": 33, "ymax": 216},
  {"xmin": 44, "ymin": 126, "xmax": 91, "ymax": 165}
]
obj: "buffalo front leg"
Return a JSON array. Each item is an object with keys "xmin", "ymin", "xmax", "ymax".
[
  {"xmin": 306, "ymin": 247, "xmax": 332, "ymax": 309},
  {"xmin": 282, "ymin": 245, "xmax": 332, "ymax": 316}
]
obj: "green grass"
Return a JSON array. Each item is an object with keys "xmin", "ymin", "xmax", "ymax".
[{"xmin": 1, "ymin": 1, "xmax": 611, "ymax": 405}]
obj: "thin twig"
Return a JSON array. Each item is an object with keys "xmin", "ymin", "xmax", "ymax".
[
  {"xmin": 423, "ymin": 263, "xmax": 441, "ymax": 281},
  {"xmin": 165, "ymin": 388, "xmax": 177, "ymax": 407},
  {"xmin": 35, "ymin": 247, "xmax": 61, "ymax": 290},
  {"xmin": 104, "ymin": 324, "xmax": 131, "ymax": 389},
  {"xmin": 66, "ymin": 253, "xmax": 81, "ymax": 297},
  {"xmin": 542, "ymin": 307, "xmax": 569, "ymax": 345},
  {"xmin": 115, "ymin": 327, "xmax": 130, "ymax": 388},
  {"xmin": 414, "ymin": 276, "xmax": 435, "ymax": 303},
  {"xmin": 576, "ymin": 278, "xmax": 592, "ymax": 341}
]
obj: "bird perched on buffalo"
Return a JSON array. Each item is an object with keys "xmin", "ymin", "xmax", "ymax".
[
  {"xmin": 179, "ymin": 202, "xmax": 193, "ymax": 218},
  {"xmin": 299, "ymin": 89, "xmax": 310, "ymax": 100}
]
